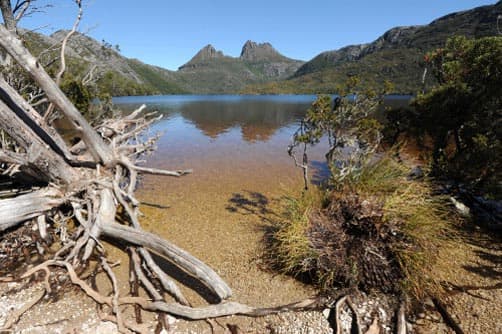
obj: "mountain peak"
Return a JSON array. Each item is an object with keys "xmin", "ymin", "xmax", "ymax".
[
  {"xmin": 197, "ymin": 44, "xmax": 224, "ymax": 59},
  {"xmin": 179, "ymin": 44, "xmax": 225, "ymax": 70},
  {"xmin": 240, "ymin": 40, "xmax": 284, "ymax": 62}
]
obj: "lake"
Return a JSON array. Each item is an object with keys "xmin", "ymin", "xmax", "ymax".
[
  {"xmin": 112, "ymin": 95, "xmax": 331, "ymax": 185},
  {"xmin": 112, "ymin": 94, "xmax": 411, "ymax": 185}
]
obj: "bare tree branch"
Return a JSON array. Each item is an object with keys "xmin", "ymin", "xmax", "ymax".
[
  {"xmin": 45, "ymin": 0, "xmax": 83, "ymax": 120},
  {"xmin": 13, "ymin": 0, "xmax": 30, "ymax": 21},
  {"xmin": 0, "ymin": 0, "xmax": 16, "ymax": 31}
]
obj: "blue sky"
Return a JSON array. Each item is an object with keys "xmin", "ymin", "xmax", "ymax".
[{"xmin": 18, "ymin": 0, "xmax": 497, "ymax": 70}]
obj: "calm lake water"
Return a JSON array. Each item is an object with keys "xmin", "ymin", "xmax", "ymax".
[
  {"xmin": 112, "ymin": 94, "xmax": 410, "ymax": 182},
  {"xmin": 112, "ymin": 95, "xmax": 331, "ymax": 182}
]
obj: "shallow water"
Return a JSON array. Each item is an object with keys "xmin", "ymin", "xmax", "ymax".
[
  {"xmin": 114, "ymin": 96, "xmax": 325, "ymax": 282},
  {"xmin": 112, "ymin": 95, "xmax": 331, "ymax": 330}
]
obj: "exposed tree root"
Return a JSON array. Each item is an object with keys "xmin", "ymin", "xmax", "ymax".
[
  {"xmin": 0, "ymin": 289, "xmax": 45, "ymax": 330},
  {"xmin": 432, "ymin": 297, "xmax": 464, "ymax": 334}
]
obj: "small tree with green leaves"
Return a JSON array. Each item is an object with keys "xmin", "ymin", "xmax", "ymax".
[{"xmin": 288, "ymin": 77, "xmax": 384, "ymax": 188}]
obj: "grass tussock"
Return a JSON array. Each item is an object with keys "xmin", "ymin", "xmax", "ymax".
[
  {"xmin": 384, "ymin": 181, "xmax": 455, "ymax": 299},
  {"xmin": 266, "ymin": 155, "xmax": 457, "ymax": 300},
  {"xmin": 267, "ymin": 188, "xmax": 327, "ymax": 277}
]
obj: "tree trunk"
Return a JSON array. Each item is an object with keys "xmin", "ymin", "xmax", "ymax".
[
  {"xmin": 0, "ymin": 98, "xmax": 78, "ymax": 184},
  {"xmin": 0, "ymin": 0, "xmax": 15, "ymax": 32},
  {"xmin": 0, "ymin": 24, "xmax": 114, "ymax": 164},
  {"xmin": 0, "ymin": 187, "xmax": 63, "ymax": 232},
  {"xmin": 0, "ymin": 0, "xmax": 15, "ymax": 66}
]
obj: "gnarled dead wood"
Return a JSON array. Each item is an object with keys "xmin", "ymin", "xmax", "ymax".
[
  {"xmin": 0, "ymin": 148, "xmax": 26, "ymax": 165},
  {"xmin": 44, "ymin": 0, "xmax": 83, "ymax": 121},
  {"xmin": 0, "ymin": 97, "xmax": 77, "ymax": 184},
  {"xmin": 24, "ymin": 260, "xmax": 325, "ymax": 321},
  {"xmin": 0, "ymin": 76, "xmax": 75, "ymax": 162},
  {"xmin": 138, "ymin": 297, "xmax": 324, "ymax": 320},
  {"xmin": 101, "ymin": 222, "xmax": 232, "ymax": 300},
  {"xmin": 0, "ymin": 187, "xmax": 63, "ymax": 232},
  {"xmin": 82, "ymin": 188, "xmax": 116, "ymax": 260}
]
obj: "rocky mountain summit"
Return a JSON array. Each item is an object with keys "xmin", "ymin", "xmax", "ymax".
[
  {"xmin": 176, "ymin": 40, "xmax": 304, "ymax": 93},
  {"xmin": 178, "ymin": 44, "xmax": 226, "ymax": 70},
  {"xmin": 240, "ymin": 40, "xmax": 287, "ymax": 62}
]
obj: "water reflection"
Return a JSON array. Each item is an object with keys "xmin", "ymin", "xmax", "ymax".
[
  {"xmin": 112, "ymin": 94, "xmax": 412, "ymax": 189},
  {"xmin": 113, "ymin": 95, "xmax": 314, "ymax": 143},
  {"xmin": 113, "ymin": 94, "xmax": 412, "ymax": 144},
  {"xmin": 179, "ymin": 100, "xmax": 307, "ymax": 141}
]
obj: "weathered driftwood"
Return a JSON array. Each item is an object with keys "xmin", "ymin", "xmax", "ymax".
[
  {"xmin": 0, "ymin": 187, "xmax": 63, "ymax": 232},
  {"xmin": 0, "ymin": 148, "xmax": 27, "ymax": 165},
  {"xmin": 0, "ymin": 97, "xmax": 77, "ymax": 183},
  {"xmin": 102, "ymin": 222, "xmax": 232, "ymax": 300},
  {"xmin": 82, "ymin": 188, "xmax": 116, "ymax": 261},
  {"xmin": 0, "ymin": 77, "xmax": 74, "ymax": 162},
  {"xmin": 19, "ymin": 260, "xmax": 325, "ymax": 321}
]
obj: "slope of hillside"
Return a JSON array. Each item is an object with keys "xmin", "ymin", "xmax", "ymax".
[
  {"xmin": 21, "ymin": 30, "xmax": 304, "ymax": 95},
  {"xmin": 244, "ymin": 2, "xmax": 502, "ymax": 94},
  {"xmin": 20, "ymin": 29, "xmax": 185, "ymax": 96}
]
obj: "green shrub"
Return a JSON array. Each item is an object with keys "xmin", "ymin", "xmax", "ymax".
[
  {"xmin": 265, "ymin": 188, "xmax": 327, "ymax": 277},
  {"xmin": 61, "ymin": 78, "xmax": 92, "ymax": 113},
  {"xmin": 413, "ymin": 36, "xmax": 502, "ymax": 198}
]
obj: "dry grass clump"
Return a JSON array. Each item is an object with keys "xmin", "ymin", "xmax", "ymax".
[{"xmin": 267, "ymin": 156, "xmax": 456, "ymax": 299}]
